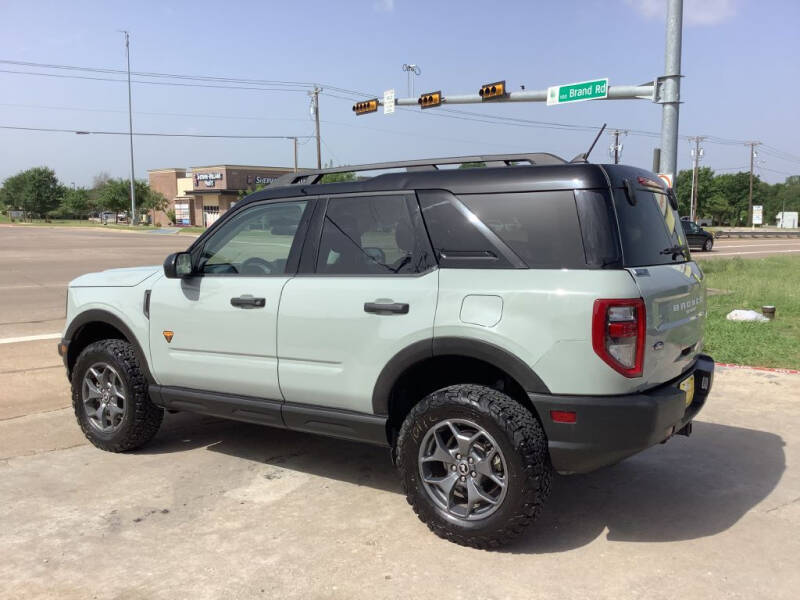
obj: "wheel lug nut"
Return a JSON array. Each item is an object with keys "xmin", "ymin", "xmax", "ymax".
[
  {"xmin": 471, "ymin": 471, "xmax": 477, "ymax": 477},
  {"xmin": 450, "ymin": 465, "xmax": 456, "ymax": 471},
  {"xmin": 456, "ymin": 454, "xmax": 461, "ymax": 460},
  {"xmin": 460, "ymin": 476, "xmax": 466, "ymax": 482},
  {"xmin": 468, "ymin": 457, "xmax": 474, "ymax": 463}
]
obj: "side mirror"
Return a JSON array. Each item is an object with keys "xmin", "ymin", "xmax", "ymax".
[{"xmin": 163, "ymin": 252, "xmax": 193, "ymax": 279}]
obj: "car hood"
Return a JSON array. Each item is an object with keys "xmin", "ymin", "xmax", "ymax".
[{"xmin": 69, "ymin": 265, "xmax": 161, "ymax": 288}]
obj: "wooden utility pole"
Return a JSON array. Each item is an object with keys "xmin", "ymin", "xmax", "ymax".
[
  {"xmin": 747, "ymin": 141, "xmax": 761, "ymax": 227},
  {"xmin": 688, "ymin": 136, "xmax": 704, "ymax": 221},
  {"xmin": 311, "ymin": 86, "xmax": 322, "ymax": 169},
  {"xmin": 613, "ymin": 130, "xmax": 620, "ymax": 164}
]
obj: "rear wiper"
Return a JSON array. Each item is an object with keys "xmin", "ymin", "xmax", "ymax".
[{"xmin": 660, "ymin": 245, "xmax": 688, "ymax": 260}]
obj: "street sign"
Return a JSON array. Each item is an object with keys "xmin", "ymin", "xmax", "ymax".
[
  {"xmin": 657, "ymin": 173, "xmax": 674, "ymax": 188},
  {"xmin": 547, "ymin": 78, "xmax": 609, "ymax": 106},
  {"xmin": 753, "ymin": 205, "xmax": 763, "ymax": 225},
  {"xmin": 383, "ymin": 89, "xmax": 395, "ymax": 115}
]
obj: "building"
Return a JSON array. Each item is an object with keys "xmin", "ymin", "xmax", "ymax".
[
  {"xmin": 148, "ymin": 164, "xmax": 295, "ymax": 227},
  {"xmin": 776, "ymin": 211, "xmax": 799, "ymax": 229}
]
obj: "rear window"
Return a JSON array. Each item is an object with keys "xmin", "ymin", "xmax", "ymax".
[
  {"xmin": 459, "ymin": 191, "xmax": 586, "ymax": 269},
  {"xmin": 612, "ymin": 187, "xmax": 689, "ymax": 267}
]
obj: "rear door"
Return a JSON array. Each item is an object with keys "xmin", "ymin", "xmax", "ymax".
[
  {"xmin": 277, "ymin": 193, "xmax": 438, "ymax": 414},
  {"xmin": 611, "ymin": 176, "xmax": 706, "ymax": 385}
]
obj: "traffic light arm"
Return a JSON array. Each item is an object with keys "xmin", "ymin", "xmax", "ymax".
[{"xmin": 388, "ymin": 83, "xmax": 655, "ymax": 107}]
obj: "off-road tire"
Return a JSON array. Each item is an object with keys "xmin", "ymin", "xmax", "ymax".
[
  {"xmin": 72, "ymin": 339, "xmax": 163, "ymax": 452},
  {"xmin": 703, "ymin": 238, "xmax": 713, "ymax": 252},
  {"xmin": 397, "ymin": 384, "xmax": 552, "ymax": 549}
]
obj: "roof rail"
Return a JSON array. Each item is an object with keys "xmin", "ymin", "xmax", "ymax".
[{"xmin": 272, "ymin": 152, "xmax": 567, "ymax": 186}]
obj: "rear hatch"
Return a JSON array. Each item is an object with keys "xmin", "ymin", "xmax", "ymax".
[{"xmin": 608, "ymin": 168, "xmax": 706, "ymax": 386}]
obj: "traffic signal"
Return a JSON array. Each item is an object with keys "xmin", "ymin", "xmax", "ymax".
[
  {"xmin": 479, "ymin": 80, "xmax": 507, "ymax": 101},
  {"xmin": 418, "ymin": 91, "xmax": 442, "ymax": 109},
  {"xmin": 352, "ymin": 99, "xmax": 379, "ymax": 115}
]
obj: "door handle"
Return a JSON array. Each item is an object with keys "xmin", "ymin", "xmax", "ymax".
[
  {"xmin": 231, "ymin": 295, "xmax": 266, "ymax": 309},
  {"xmin": 364, "ymin": 302, "xmax": 409, "ymax": 315}
]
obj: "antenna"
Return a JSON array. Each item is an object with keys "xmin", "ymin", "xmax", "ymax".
[{"xmin": 570, "ymin": 123, "xmax": 607, "ymax": 163}]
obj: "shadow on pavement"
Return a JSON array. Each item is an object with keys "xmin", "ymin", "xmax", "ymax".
[{"xmin": 143, "ymin": 415, "xmax": 785, "ymax": 553}]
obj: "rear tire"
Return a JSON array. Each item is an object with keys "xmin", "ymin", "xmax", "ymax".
[
  {"xmin": 703, "ymin": 238, "xmax": 713, "ymax": 252},
  {"xmin": 397, "ymin": 384, "xmax": 551, "ymax": 549},
  {"xmin": 72, "ymin": 339, "xmax": 163, "ymax": 452}
]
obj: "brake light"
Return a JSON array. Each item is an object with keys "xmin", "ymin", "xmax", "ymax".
[{"xmin": 592, "ymin": 298, "xmax": 646, "ymax": 377}]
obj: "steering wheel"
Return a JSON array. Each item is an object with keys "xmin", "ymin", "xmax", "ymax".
[{"xmin": 240, "ymin": 257, "xmax": 273, "ymax": 275}]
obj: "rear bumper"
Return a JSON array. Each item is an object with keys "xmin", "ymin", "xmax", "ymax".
[{"xmin": 529, "ymin": 354, "xmax": 714, "ymax": 474}]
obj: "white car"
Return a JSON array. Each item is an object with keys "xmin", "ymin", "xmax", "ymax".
[{"xmin": 59, "ymin": 154, "xmax": 714, "ymax": 548}]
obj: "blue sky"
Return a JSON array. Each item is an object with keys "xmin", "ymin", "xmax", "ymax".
[{"xmin": 1, "ymin": 0, "xmax": 798, "ymax": 186}]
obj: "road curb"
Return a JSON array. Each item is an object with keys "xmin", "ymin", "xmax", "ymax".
[{"xmin": 715, "ymin": 362, "xmax": 800, "ymax": 375}]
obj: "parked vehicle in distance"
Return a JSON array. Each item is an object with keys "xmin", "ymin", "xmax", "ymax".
[
  {"xmin": 681, "ymin": 220, "xmax": 715, "ymax": 251},
  {"xmin": 58, "ymin": 154, "xmax": 713, "ymax": 549}
]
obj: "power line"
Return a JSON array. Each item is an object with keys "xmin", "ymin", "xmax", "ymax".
[{"xmin": 0, "ymin": 125, "xmax": 313, "ymax": 139}]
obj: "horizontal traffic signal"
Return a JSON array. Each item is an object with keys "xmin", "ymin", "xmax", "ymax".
[
  {"xmin": 352, "ymin": 99, "xmax": 379, "ymax": 115},
  {"xmin": 418, "ymin": 91, "xmax": 442, "ymax": 109},
  {"xmin": 479, "ymin": 80, "xmax": 507, "ymax": 101}
]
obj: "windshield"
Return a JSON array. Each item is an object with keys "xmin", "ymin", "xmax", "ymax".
[{"xmin": 612, "ymin": 186, "xmax": 689, "ymax": 267}]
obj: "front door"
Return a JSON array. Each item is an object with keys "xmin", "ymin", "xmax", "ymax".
[
  {"xmin": 149, "ymin": 198, "xmax": 312, "ymax": 399},
  {"xmin": 277, "ymin": 193, "xmax": 438, "ymax": 414}
]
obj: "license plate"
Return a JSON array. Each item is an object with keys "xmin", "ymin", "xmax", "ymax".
[{"xmin": 680, "ymin": 375, "xmax": 695, "ymax": 407}]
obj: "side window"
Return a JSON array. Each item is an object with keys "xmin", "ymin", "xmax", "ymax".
[
  {"xmin": 199, "ymin": 200, "xmax": 308, "ymax": 276},
  {"xmin": 316, "ymin": 195, "xmax": 429, "ymax": 275},
  {"xmin": 460, "ymin": 191, "xmax": 586, "ymax": 269}
]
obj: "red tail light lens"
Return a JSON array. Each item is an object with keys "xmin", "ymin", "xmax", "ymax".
[{"xmin": 592, "ymin": 298, "xmax": 645, "ymax": 377}]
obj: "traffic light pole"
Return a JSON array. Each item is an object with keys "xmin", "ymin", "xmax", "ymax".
[{"xmin": 389, "ymin": 84, "xmax": 656, "ymax": 106}]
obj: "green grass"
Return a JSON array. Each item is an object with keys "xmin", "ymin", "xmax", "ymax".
[
  {"xmin": 0, "ymin": 213, "xmax": 9, "ymax": 223},
  {"xmin": 4, "ymin": 218, "xmax": 160, "ymax": 231},
  {"xmin": 701, "ymin": 256, "xmax": 800, "ymax": 368}
]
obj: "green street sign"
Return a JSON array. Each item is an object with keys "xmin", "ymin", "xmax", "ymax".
[{"xmin": 547, "ymin": 78, "xmax": 609, "ymax": 106}]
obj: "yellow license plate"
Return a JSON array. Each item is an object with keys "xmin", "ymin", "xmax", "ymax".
[{"xmin": 680, "ymin": 375, "xmax": 695, "ymax": 407}]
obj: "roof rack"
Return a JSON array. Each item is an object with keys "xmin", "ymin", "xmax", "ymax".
[{"xmin": 272, "ymin": 152, "xmax": 567, "ymax": 186}]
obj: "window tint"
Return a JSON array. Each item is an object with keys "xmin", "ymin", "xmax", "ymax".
[
  {"xmin": 459, "ymin": 191, "xmax": 586, "ymax": 268},
  {"xmin": 612, "ymin": 188, "xmax": 688, "ymax": 267},
  {"xmin": 574, "ymin": 189, "xmax": 621, "ymax": 268},
  {"xmin": 199, "ymin": 200, "xmax": 308, "ymax": 276},
  {"xmin": 417, "ymin": 191, "xmax": 513, "ymax": 269},
  {"xmin": 316, "ymin": 195, "xmax": 428, "ymax": 275}
]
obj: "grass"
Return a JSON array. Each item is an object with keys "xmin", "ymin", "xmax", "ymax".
[
  {"xmin": 701, "ymin": 256, "xmax": 800, "ymax": 369},
  {"xmin": 2, "ymin": 218, "xmax": 206, "ymax": 234}
]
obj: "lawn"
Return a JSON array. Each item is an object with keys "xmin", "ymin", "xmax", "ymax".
[{"xmin": 701, "ymin": 256, "xmax": 800, "ymax": 369}]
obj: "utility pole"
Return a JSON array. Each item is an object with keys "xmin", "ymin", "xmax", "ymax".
[
  {"xmin": 658, "ymin": 0, "xmax": 683, "ymax": 182},
  {"xmin": 310, "ymin": 86, "xmax": 322, "ymax": 169},
  {"xmin": 688, "ymin": 136, "xmax": 704, "ymax": 221},
  {"xmin": 291, "ymin": 137, "xmax": 298, "ymax": 173},
  {"xmin": 747, "ymin": 141, "xmax": 761, "ymax": 227},
  {"xmin": 609, "ymin": 130, "xmax": 626, "ymax": 164},
  {"xmin": 121, "ymin": 30, "xmax": 136, "ymax": 225}
]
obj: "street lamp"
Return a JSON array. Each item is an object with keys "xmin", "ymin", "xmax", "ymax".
[{"xmin": 401, "ymin": 64, "xmax": 421, "ymax": 96}]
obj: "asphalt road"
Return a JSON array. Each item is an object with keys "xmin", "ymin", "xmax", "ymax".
[
  {"xmin": 1, "ymin": 225, "xmax": 799, "ymax": 599},
  {"xmin": 695, "ymin": 237, "xmax": 800, "ymax": 259}
]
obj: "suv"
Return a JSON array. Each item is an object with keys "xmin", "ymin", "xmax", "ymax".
[
  {"xmin": 680, "ymin": 219, "xmax": 715, "ymax": 251},
  {"xmin": 59, "ymin": 154, "xmax": 714, "ymax": 549}
]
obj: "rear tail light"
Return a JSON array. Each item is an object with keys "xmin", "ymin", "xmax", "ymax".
[{"xmin": 592, "ymin": 298, "xmax": 645, "ymax": 377}]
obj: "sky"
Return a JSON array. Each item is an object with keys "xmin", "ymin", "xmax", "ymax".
[{"xmin": 1, "ymin": 0, "xmax": 799, "ymax": 187}]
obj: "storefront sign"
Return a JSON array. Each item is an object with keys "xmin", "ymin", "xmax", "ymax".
[
  {"xmin": 255, "ymin": 176, "xmax": 276, "ymax": 185},
  {"xmin": 196, "ymin": 172, "xmax": 223, "ymax": 188}
]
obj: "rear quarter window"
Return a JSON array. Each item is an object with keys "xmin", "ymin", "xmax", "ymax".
[{"xmin": 459, "ymin": 191, "xmax": 586, "ymax": 269}]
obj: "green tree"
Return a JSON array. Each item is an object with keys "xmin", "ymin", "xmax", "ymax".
[
  {"xmin": 0, "ymin": 167, "xmax": 63, "ymax": 219},
  {"xmin": 96, "ymin": 179, "xmax": 166, "ymax": 224},
  {"xmin": 712, "ymin": 172, "xmax": 752, "ymax": 226},
  {"xmin": 458, "ymin": 161, "xmax": 486, "ymax": 169},
  {"xmin": 674, "ymin": 167, "xmax": 715, "ymax": 217},
  {"xmin": 319, "ymin": 160, "xmax": 356, "ymax": 184}
]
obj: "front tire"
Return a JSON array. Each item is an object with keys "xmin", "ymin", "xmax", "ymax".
[
  {"xmin": 397, "ymin": 384, "xmax": 551, "ymax": 549},
  {"xmin": 703, "ymin": 238, "xmax": 713, "ymax": 252},
  {"xmin": 72, "ymin": 339, "xmax": 163, "ymax": 452}
]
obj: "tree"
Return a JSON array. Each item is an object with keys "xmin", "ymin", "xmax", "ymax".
[
  {"xmin": 674, "ymin": 167, "xmax": 715, "ymax": 217},
  {"xmin": 55, "ymin": 187, "xmax": 91, "ymax": 219},
  {"xmin": 319, "ymin": 160, "xmax": 356, "ymax": 184},
  {"xmin": 459, "ymin": 161, "xmax": 486, "ymax": 169},
  {"xmin": 96, "ymin": 179, "xmax": 168, "ymax": 224},
  {"xmin": 0, "ymin": 167, "xmax": 63, "ymax": 219}
]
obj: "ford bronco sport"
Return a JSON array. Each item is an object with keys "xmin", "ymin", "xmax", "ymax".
[{"xmin": 59, "ymin": 153, "xmax": 714, "ymax": 548}]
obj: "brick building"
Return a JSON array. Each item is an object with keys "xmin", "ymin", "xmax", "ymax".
[{"xmin": 148, "ymin": 165, "xmax": 294, "ymax": 227}]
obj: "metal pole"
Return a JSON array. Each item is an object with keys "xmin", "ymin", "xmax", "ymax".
[
  {"xmin": 292, "ymin": 137, "xmax": 298, "ymax": 173},
  {"xmin": 122, "ymin": 31, "xmax": 136, "ymax": 225},
  {"xmin": 312, "ymin": 87, "xmax": 322, "ymax": 169},
  {"xmin": 613, "ymin": 130, "xmax": 620, "ymax": 164},
  {"xmin": 689, "ymin": 137, "xmax": 700, "ymax": 221},
  {"xmin": 659, "ymin": 0, "xmax": 683, "ymax": 182}
]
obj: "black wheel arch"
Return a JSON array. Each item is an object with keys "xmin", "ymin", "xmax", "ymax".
[
  {"xmin": 373, "ymin": 336, "xmax": 551, "ymax": 441},
  {"xmin": 63, "ymin": 309, "xmax": 154, "ymax": 383}
]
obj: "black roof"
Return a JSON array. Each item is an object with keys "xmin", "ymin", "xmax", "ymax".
[{"xmin": 240, "ymin": 163, "xmax": 627, "ymax": 208}]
